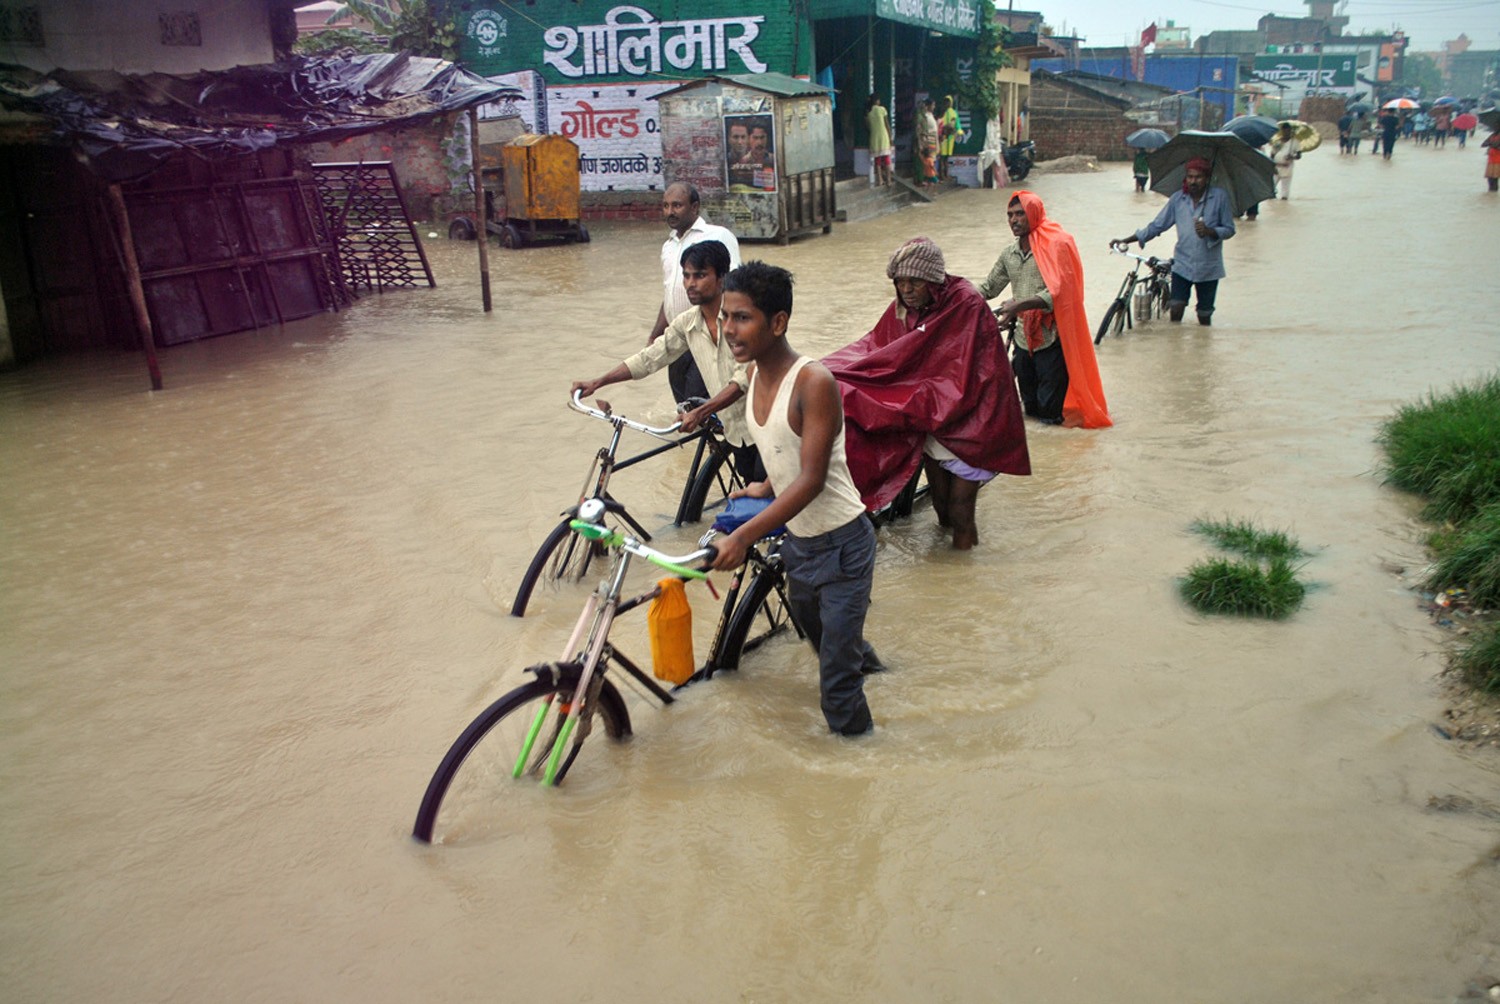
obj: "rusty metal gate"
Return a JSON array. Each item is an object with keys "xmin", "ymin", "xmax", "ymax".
[
  {"xmin": 312, "ymin": 161, "xmax": 435, "ymax": 293},
  {"xmin": 124, "ymin": 159, "xmax": 348, "ymax": 346},
  {"xmin": 0, "ymin": 147, "xmax": 349, "ymax": 356}
]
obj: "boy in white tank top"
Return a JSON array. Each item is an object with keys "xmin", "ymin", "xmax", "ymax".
[{"xmin": 709, "ymin": 262, "xmax": 881, "ymax": 736}]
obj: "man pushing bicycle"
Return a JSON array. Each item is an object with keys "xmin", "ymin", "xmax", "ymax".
[{"xmin": 572, "ymin": 239, "xmax": 764, "ymax": 483}]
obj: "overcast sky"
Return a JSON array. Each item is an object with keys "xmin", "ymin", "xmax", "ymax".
[{"xmin": 1038, "ymin": 0, "xmax": 1500, "ymax": 55}]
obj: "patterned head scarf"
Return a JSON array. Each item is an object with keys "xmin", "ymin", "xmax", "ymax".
[
  {"xmin": 886, "ymin": 237, "xmax": 946, "ymax": 284},
  {"xmin": 1183, "ymin": 156, "xmax": 1212, "ymax": 193}
]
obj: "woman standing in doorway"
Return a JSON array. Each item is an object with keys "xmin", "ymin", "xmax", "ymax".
[{"xmin": 937, "ymin": 95, "xmax": 961, "ymax": 180}]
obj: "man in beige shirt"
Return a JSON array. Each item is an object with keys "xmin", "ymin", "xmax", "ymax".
[{"xmin": 572, "ymin": 240, "xmax": 762, "ymax": 480}]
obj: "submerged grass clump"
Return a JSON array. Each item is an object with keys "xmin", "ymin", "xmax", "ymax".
[
  {"xmin": 1191, "ymin": 517, "xmax": 1307, "ymax": 561},
  {"xmin": 1380, "ymin": 374, "xmax": 1500, "ymax": 696},
  {"xmin": 1425, "ymin": 502, "xmax": 1500, "ymax": 611},
  {"xmin": 1379, "ymin": 374, "xmax": 1500, "ymax": 525},
  {"xmin": 1180, "ymin": 554, "xmax": 1306, "ymax": 620},
  {"xmin": 1454, "ymin": 623, "xmax": 1500, "ymax": 695}
]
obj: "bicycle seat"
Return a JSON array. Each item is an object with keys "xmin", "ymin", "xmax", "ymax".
[{"xmin": 709, "ymin": 496, "xmax": 784, "ymax": 538}]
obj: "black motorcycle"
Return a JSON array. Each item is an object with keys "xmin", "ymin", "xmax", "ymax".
[{"xmin": 1003, "ymin": 140, "xmax": 1036, "ymax": 181}]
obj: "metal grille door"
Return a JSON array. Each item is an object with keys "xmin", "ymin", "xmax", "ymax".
[{"xmin": 312, "ymin": 162, "xmax": 436, "ymax": 293}]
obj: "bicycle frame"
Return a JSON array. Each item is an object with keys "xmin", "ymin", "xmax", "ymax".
[
  {"xmin": 413, "ymin": 508, "xmax": 801, "ymax": 840},
  {"xmin": 1097, "ymin": 246, "xmax": 1174, "ymax": 342},
  {"xmin": 1111, "ymin": 247, "xmax": 1173, "ymax": 298},
  {"xmin": 522, "ymin": 515, "xmax": 713, "ymax": 785},
  {"xmin": 567, "ymin": 392, "xmax": 711, "ymax": 537}
]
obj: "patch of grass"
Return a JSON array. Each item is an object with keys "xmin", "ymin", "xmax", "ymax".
[
  {"xmin": 1180, "ymin": 555, "xmax": 1306, "ymax": 620},
  {"xmin": 1426, "ymin": 503, "xmax": 1500, "ymax": 610},
  {"xmin": 1191, "ymin": 517, "xmax": 1307, "ymax": 560},
  {"xmin": 1379, "ymin": 375, "xmax": 1500, "ymax": 525},
  {"xmin": 1453, "ymin": 621, "xmax": 1500, "ymax": 695}
]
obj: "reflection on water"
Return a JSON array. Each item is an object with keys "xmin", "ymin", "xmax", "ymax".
[{"xmin": 3, "ymin": 148, "xmax": 1499, "ymax": 1002}]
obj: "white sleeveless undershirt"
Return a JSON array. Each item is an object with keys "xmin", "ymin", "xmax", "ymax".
[{"xmin": 746, "ymin": 356, "xmax": 867, "ymax": 537}]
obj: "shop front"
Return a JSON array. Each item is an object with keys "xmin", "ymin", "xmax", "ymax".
[
  {"xmin": 812, "ymin": 0, "xmax": 985, "ymax": 179},
  {"xmin": 447, "ymin": 1, "xmax": 985, "ymax": 190}
]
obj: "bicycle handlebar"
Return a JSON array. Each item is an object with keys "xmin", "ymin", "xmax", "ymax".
[
  {"xmin": 569, "ymin": 517, "xmax": 715, "ymax": 579},
  {"xmin": 1108, "ymin": 245, "xmax": 1173, "ymax": 271},
  {"xmin": 570, "ymin": 389, "xmax": 683, "ymax": 437}
]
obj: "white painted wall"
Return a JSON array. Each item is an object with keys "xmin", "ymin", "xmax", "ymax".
[{"xmin": 0, "ymin": 0, "xmax": 276, "ymax": 74}]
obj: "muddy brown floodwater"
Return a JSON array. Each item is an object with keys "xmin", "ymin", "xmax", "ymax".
[{"xmin": 3, "ymin": 145, "xmax": 1499, "ymax": 1003}]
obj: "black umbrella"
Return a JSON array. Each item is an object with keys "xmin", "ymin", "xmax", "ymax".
[
  {"xmin": 1147, "ymin": 131, "xmax": 1277, "ymax": 216},
  {"xmin": 1220, "ymin": 114, "xmax": 1279, "ymax": 148},
  {"xmin": 1125, "ymin": 127, "xmax": 1171, "ymax": 150},
  {"xmin": 1346, "ymin": 101, "xmax": 1373, "ymax": 116},
  {"xmin": 1477, "ymin": 107, "xmax": 1500, "ymax": 132}
]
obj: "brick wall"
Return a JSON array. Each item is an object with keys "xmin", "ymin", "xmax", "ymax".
[
  {"xmin": 306, "ymin": 113, "xmax": 467, "ymax": 221},
  {"xmin": 1029, "ymin": 76, "xmax": 1138, "ymax": 162},
  {"xmin": 1298, "ymin": 96, "xmax": 1345, "ymax": 125},
  {"xmin": 1032, "ymin": 110, "xmax": 1141, "ymax": 162},
  {"xmin": 580, "ymin": 192, "xmax": 660, "ymax": 220}
]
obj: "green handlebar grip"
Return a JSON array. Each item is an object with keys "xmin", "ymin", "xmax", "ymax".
[
  {"xmin": 650, "ymin": 558, "xmax": 708, "ymax": 580},
  {"xmin": 569, "ymin": 520, "xmax": 622, "ymax": 544},
  {"xmin": 567, "ymin": 520, "xmax": 707, "ymax": 579}
]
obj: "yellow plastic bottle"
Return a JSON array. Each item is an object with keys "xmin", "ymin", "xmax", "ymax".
[{"xmin": 648, "ymin": 577, "xmax": 695, "ymax": 685}]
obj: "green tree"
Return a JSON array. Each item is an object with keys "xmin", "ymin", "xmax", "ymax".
[
  {"xmin": 928, "ymin": 0, "xmax": 1012, "ymax": 121},
  {"xmin": 1400, "ymin": 51, "xmax": 1443, "ymax": 98},
  {"xmin": 295, "ymin": 0, "xmax": 457, "ymax": 60}
]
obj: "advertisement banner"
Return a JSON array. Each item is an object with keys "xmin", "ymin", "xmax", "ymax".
[
  {"xmin": 724, "ymin": 114, "xmax": 776, "ymax": 193},
  {"xmin": 458, "ymin": 2, "xmax": 790, "ymax": 84},
  {"xmin": 873, "ymin": 0, "xmax": 980, "ymax": 37},
  {"xmin": 548, "ymin": 83, "xmax": 674, "ymax": 191}
]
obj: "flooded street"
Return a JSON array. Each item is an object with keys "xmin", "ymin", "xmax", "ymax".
[{"xmin": 4, "ymin": 144, "xmax": 1499, "ymax": 1002}]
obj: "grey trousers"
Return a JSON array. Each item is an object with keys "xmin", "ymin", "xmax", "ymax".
[{"xmin": 782, "ymin": 515, "xmax": 880, "ymax": 735}]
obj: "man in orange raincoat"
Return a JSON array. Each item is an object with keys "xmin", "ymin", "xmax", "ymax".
[{"xmin": 977, "ymin": 191, "xmax": 1111, "ymax": 429}]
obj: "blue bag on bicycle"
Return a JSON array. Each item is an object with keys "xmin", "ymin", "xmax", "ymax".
[{"xmin": 711, "ymin": 496, "xmax": 783, "ymax": 536}]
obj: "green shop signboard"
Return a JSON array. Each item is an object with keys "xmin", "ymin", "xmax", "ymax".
[
  {"xmin": 454, "ymin": 2, "xmax": 802, "ymax": 84},
  {"xmin": 873, "ymin": 0, "xmax": 980, "ymax": 37},
  {"xmin": 1251, "ymin": 54, "xmax": 1357, "ymax": 91}
]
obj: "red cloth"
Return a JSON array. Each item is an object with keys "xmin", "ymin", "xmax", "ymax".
[
  {"xmin": 823, "ymin": 274, "xmax": 1030, "ymax": 511},
  {"xmin": 1011, "ymin": 190, "xmax": 1113, "ymax": 429}
]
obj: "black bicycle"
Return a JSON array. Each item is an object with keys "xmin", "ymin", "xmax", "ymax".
[
  {"xmin": 510, "ymin": 391, "xmax": 744, "ymax": 617},
  {"xmin": 1096, "ymin": 246, "xmax": 1174, "ymax": 343},
  {"xmin": 413, "ymin": 499, "xmax": 798, "ymax": 843}
]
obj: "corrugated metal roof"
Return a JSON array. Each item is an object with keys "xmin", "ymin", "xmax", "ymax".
[{"xmin": 653, "ymin": 72, "xmax": 834, "ymax": 100}]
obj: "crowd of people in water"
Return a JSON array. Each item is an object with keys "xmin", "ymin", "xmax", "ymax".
[
  {"xmin": 565, "ymin": 150, "xmax": 1259, "ymax": 734},
  {"xmin": 564, "ymin": 82, "xmax": 1500, "ymax": 735}
]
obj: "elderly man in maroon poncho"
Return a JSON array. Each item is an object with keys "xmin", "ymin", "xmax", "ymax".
[{"xmin": 824, "ymin": 237, "xmax": 1030, "ymax": 549}]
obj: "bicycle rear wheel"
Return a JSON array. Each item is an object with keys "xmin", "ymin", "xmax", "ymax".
[
  {"xmin": 711, "ymin": 557, "xmax": 799, "ymax": 672},
  {"xmin": 676, "ymin": 445, "xmax": 738, "ymax": 525},
  {"xmin": 1095, "ymin": 299, "xmax": 1126, "ymax": 344},
  {"xmin": 1153, "ymin": 277, "xmax": 1172, "ymax": 318},
  {"xmin": 412, "ymin": 663, "xmax": 631, "ymax": 843}
]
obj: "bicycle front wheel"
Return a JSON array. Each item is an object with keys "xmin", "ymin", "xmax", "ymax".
[
  {"xmin": 412, "ymin": 665, "xmax": 631, "ymax": 843},
  {"xmin": 511, "ymin": 516, "xmax": 597, "ymax": 617},
  {"xmin": 1095, "ymin": 300, "xmax": 1126, "ymax": 344}
]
